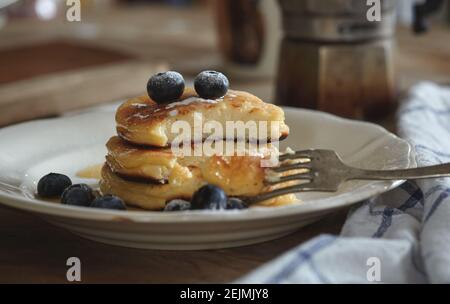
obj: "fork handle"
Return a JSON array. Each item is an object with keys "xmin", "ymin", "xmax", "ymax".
[{"xmin": 349, "ymin": 163, "xmax": 450, "ymax": 180}]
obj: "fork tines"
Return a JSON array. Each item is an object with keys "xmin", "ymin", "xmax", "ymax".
[
  {"xmin": 246, "ymin": 150, "xmax": 335, "ymax": 204},
  {"xmin": 278, "ymin": 149, "xmax": 315, "ymax": 161},
  {"xmin": 265, "ymin": 150, "xmax": 315, "ymax": 186}
]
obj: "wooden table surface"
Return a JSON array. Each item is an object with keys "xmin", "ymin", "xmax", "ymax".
[
  {"xmin": 0, "ymin": 204, "xmax": 349, "ymax": 283},
  {"xmin": 0, "ymin": 5, "xmax": 449, "ymax": 283}
]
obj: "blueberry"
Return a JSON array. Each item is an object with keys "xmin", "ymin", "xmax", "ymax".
[
  {"xmin": 226, "ymin": 198, "xmax": 247, "ymax": 210},
  {"xmin": 147, "ymin": 71, "xmax": 185, "ymax": 103},
  {"xmin": 194, "ymin": 70, "xmax": 229, "ymax": 99},
  {"xmin": 164, "ymin": 199, "xmax": 191, "ymax": 211},
  {"xmin": 37, "ymin": 173, "xmax": 72, "ymax": 197},
  {"xmin": 61, "ymin": 184, "xmax": 95, "ymax": 207},
  {"xmin": 191, "ymin": 184, "xmax": 228, "ymax": 210},
  {"xmin": 91, "ymin": 195, "xmax": 126, "ymax": 210}
]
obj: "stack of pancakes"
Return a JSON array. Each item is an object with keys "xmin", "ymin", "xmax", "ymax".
[{"xmin": 100, "ymin": 88, "xmax": 298, "ymax": 210}]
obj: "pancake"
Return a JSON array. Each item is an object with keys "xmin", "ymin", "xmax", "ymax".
[
  {"xmin": 106, "ymin": 136, "xmax": 279, "ymax": 184},
  {"xmin": 100, "ymin": 163, "xmax": 299, "ymax": 210},
  {"xmin": 116, "ymin": 88, "xmax": 289, "ymax": 147},
  {"xmin": 106, "ymin": 136, "xmax": 177, "ymax": 181}
]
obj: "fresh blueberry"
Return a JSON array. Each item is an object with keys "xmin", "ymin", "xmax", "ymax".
[
  {"xmin": 91, "ymin": 195, "xmax": 126, "ymax": 210},
  {"xmin": 61, "ymin": 184, "xmax": 95, "ymax": 207},
  {"xmin": 147, "ymin": 71, "xmax": 185, "ymax": 103},
  {"xmin": 226, "ymin": 198, "xmax": 247, "ymax": 210},
  {"xmin": 37, "ymin": 173, "xmax": 72, "ymax": 197},
  {"xmin": 164, "ymin": 199, "xmax": 191, "ymax": 211},
  {"xmin": 191, "ymin": 184, "xmax": 228, "ymax": 210},
  {"xmin": 194, "ymin": 70, "xmax": 229, "ymax": 99}
]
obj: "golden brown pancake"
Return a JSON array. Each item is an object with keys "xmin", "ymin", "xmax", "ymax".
[
  {"xmin": 100, "ymin": 163, "xmax": 299, "ymax": 210},
  {"xmin": 106, "ymin": 136, "xmax": 279, "ymax": 183},
  {"xmin": 116, "ymin": 88, "xmax": 289, "ymax": 147}
]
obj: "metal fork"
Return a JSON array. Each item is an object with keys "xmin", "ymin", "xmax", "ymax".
[{"xmin": 246, "ymin": 149, "xmax": 450, "ymax": 204}]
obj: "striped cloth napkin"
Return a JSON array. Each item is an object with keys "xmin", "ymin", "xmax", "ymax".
[{"xmin": 237, "ymin": 82, "xmax": 450, "ymax": 284}]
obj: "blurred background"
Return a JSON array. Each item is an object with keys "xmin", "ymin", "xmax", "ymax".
[{"xmin": 0, "ymin": 0, "xmax": 449, "ymax": 128}]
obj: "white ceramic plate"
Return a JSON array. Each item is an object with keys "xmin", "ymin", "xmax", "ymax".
[{"xmin": 0, "ymin": 106, "xmax": 415, "ymax": 250}]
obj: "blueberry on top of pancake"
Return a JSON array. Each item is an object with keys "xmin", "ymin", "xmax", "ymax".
[
  {"xmin": 194, "ymin": 70, "xmax": 229, "ymax": 99},
  {"xmin": 147, "ymin": 71, "xmax": 185, "ymax": 103}
]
